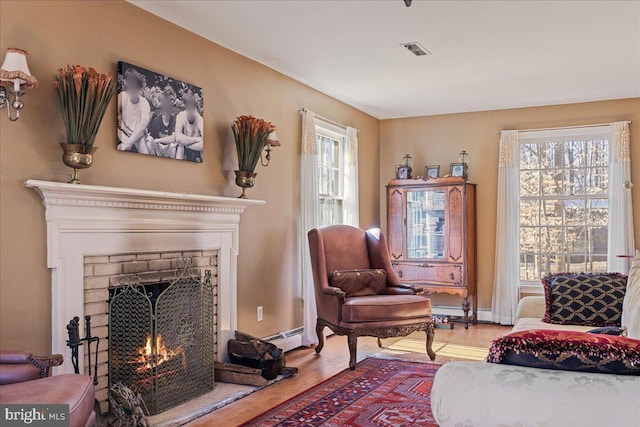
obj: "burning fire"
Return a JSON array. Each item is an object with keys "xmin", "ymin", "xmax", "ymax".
[{"xmin": 135, "ymin": 334, "xmax": 185, "ymax": 372}]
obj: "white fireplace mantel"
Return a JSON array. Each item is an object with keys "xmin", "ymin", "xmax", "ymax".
[{"xmin": 25, "ymin": 179, "xmax": 264, "ymax": 374}]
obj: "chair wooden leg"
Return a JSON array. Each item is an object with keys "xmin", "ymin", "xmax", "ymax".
[
  {"xmin": 425, "ymin": 324, "xmax": 436, "ymax": 361},
  {"xmin": 315, "ymin": 321, "xmax": 325, "ymax": 354},
  {"xmin": 462, "ymin": 297, "xmax": 471, "ymax": 329},
  {"xmin": 377, "ymin": 338, "xmax": 383, "ymax": 348},
  {"xmin": 348, "ymin": 333, "xmax": 358, "ymax": 370}
]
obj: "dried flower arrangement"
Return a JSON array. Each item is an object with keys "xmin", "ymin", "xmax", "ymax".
[
  {"xmin": 54, "ymin": 66, "xmax": 118, "ymax": 146},
  {"xmin": 232, "ymin": 115, "xmax": 280, "ymax": 172}
]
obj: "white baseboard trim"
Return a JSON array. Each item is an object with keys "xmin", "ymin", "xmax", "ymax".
[
  {"xmin": 431, "ymin": 305, "xmax": 494, "ymax": 323},
  {"xmin": 262, "ymin": 327, "xmax": 304, "ymax": 352},
  {"xmin": 262, "ymin": 307, "xmax": 495, "ymax": 352}
]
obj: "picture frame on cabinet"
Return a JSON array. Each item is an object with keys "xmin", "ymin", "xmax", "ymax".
[
  {"xmin": 396, "ymin": 165, "xmax": 412, "ymax": 180},
  {"xmin": 425, "ymin": 165, "xmax": 440, "ymax": 179},
  {"xmin": 450, "ymin": 162, "xmax": 467, "ymax": 179}
]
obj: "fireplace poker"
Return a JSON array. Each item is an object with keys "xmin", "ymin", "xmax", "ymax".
[{"xmin": 85, "ymin": 315, "xmax": 100, "ymax": 385}]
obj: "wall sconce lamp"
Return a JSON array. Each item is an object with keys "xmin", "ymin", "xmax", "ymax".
[
  {"xmin": 261, "ymin": 131, "xmax": 280, "ymax": 167},
  {"xmin": 0, "ymin": 48, "xmax": 38, "ymax": 121}
]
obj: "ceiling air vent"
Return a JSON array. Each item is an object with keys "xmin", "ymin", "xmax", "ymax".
[{"xmin": 400, "ymin": 42, "xmax": 431, "ymax": 56}]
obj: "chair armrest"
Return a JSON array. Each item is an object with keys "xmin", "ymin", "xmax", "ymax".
[
  {"xmin": 29, "ymin": 354, "xmax": 64, "ymax": 372},
  {"xmin": 0, "ymin": 351, "xmax": 63, "ymax": 369},
  {"xmin": 386, "ymin": 284, "xmax": 425, "ymax": 295},
  {"xmin": 321, "ymin": 286, "xmax": 346, "ymax": 299},
  {"xmin": 0, "ymin": 351, "xmax": 63, "ymax": 385},
  {"xmin": 515, "ymin": 296, "xmax": 546, "ymax": 322}
]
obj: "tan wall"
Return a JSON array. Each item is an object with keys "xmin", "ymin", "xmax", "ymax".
[
  {"xmin": 0, "ymin": 0, "xmax": 380, "ymax": 354},
  {"xmin": 380, "ymin": 98, "xmax": 640, "ymax": 311}
]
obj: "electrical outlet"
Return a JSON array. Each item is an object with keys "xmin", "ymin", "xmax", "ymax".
[{"xmin": 257, "ymin": 306, "xmax": 263, "ymax": 322}]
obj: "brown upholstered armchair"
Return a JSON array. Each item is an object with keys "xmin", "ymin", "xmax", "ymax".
[
  {"xmin": 0, "ymin": 350, "xmax": 97, "ymax": 427},
  {"xmin": 308, "ymin": 225, "xmax": 436, "ymax": 369}
]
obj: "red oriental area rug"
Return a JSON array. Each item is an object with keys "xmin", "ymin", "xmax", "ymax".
[{"xmin": 240, "ymin": 357, "xmax": 441, "ymax": 427}]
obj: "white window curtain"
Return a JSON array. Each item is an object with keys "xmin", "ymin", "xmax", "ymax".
[
  {"xmin": 491, "ymin": 130, "xmax": 520, "ymax": 325},
  {"xmin": 608, "ymin": 121, "xmax": 634, "ymax": 273},
  {"xmin": 344, "ymin": 126, "xmax": 360, "ymax": 227},
  {"xmin": 299, "ymin": 110, "xmax": 320, "ymax": 346}
]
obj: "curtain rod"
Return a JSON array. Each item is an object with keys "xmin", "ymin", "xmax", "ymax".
[
  {"xmin": 299, "ymin": 108, "xmax": 360, "ymax": 133},
  {"xmin": 497, "ymin": 120, "xmax": 631, "ymax": 134}
]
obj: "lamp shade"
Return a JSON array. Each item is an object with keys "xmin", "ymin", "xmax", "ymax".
[
  {"xmin": 267, "ymin": 131, "xmax": 281, "ymax": 146},
  {"xmin": 0, "ymin": 48, "xmax": 38, "ymax": 89}
]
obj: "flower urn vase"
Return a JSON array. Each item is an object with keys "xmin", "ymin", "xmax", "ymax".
[
  {"xmin": 234, "ymin": 170, "xmax": 257, "ymax": 199},
  {"xmin": 60, "ymin": 143, "xmax": 97, "ymax": 184}
]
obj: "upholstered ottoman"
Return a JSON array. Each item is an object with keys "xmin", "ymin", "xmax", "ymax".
[{"xmin": 431, "ymin": 361, "xmax": 640, "ymax": 427}]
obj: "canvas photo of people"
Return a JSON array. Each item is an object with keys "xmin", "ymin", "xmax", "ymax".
[{"xmin": 117, "ymin": 61, "xmax": 204, "ymax": 162}]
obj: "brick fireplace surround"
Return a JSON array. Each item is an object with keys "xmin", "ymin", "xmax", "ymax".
[
  {"xmin": 25, "ymin": 179, "xmax": 263, "ymax": 411},
  {"xmin": 85, "ymin": 250, "xmax": 219, "ymax": 410}
]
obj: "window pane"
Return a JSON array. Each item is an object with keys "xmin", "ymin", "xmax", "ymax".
[
  {"xmin": 321, "ymin": 167, "xmax": 329, "ymax": 195},
  {"xmin": 564, "ymin": 140, "xmax": 586, "ymax": 168},
  {"xmin": 520, "ymin": 200, "xmax": 539, "ymax": 226},
  {"xmin": 589, "ymin": 227, "xmax": 607, "ymax": 254},
  {"xmin": 541, "ymin": 227, "xmax": 563, "ymax": 252},
  {"xmin": 520, "ymin": 253, "xmax": 537, "ymax": 281},
  {"xmin": 588, "ymin": 255, "xmax": 607, "ymax": 272},
  {"xmin": 563, "ymin": 169, "xmax": 586, "ymax": 195},
  {"xmin": 541, "ymin": 169, "xmax": 562, "ymax": 195},
  {"xmin": 520, "ymin": 170, "xmax": 540, "ymax": 196},
  {"xmin": 520, "ymin": 143, "xmax": 539, "ymax": 170},
  {"xmin": 322, "ymin": 137, "xmax": 331, "ymax": 166},
  {"xmin": 567, "ymin": 254, "xmax": 586, "ymax": 273},
  {"xmin": 540, "ymin": 200, "xmax": 562, "ymax": 226},
  {"xmin": 540, "ymin": 141, "xmax": 563, "ymax": 169},
  {"xmin": 564, "ymin": 200, "xmax": 586, "ymax": 225},
  {"xmin": 587, "ymin": 167, "xmax": 608, "ymax": 194},
  {"xmin": 319, "ymin": 198, "xmax": 327, "ymax": 226},
  {"xmin": 540, "ymin": 254, "xmax": 563, "ymax": 277},
  {"xmin": 588, "ymin": 199, "xmax": 608, "ymax": 225},
  {"xmin": 565, "ymin": 227, "xmax": 586, "ymax": 253},
  {"xmin": 587, "ymin": 140, "xmax": 608, "ymax": 167},
  {"xmin": 520, "ymin": 227, "xmax": 538, "ymax": 253}
]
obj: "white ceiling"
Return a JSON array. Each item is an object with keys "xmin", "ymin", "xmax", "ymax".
[{"xmin": 130, "ymin": 0, "xmax": 640, "ymax": 119}]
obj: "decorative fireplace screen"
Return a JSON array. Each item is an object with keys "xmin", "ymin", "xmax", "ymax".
[{"xmin": 108, "ymin": 258, "xmax": 215, "ymax": 415}]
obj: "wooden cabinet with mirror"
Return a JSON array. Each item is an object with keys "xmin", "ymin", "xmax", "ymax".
[{"xmin": 387, "ymin": 177, "xmax": 477, "ymax": 328}]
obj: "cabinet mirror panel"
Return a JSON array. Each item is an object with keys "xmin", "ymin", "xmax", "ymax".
[{"xmin": 406, "ymin": 190, "xmax": 446, "ymax": 259}]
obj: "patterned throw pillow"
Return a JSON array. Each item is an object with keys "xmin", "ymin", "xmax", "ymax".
[
  {"xmin": 487, "ymin": 329, "xmax": 640, "ymax": 375},
  {"xmin": 542, "ymin": 273, "xmax": 627, "ymax": 326}
]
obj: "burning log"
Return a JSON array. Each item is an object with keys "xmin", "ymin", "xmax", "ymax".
[
  {"xmin": 133, "ymin": 334, "xmax": 185, "ymax": 373},
  {"xmin": 225, "ymin": 331, "xmax": 298, "ymax": 381}
]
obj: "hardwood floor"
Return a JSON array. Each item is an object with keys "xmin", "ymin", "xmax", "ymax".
[{"xmin": 187, "ymin": 323, "xmax": 510, "ymax": 426}]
